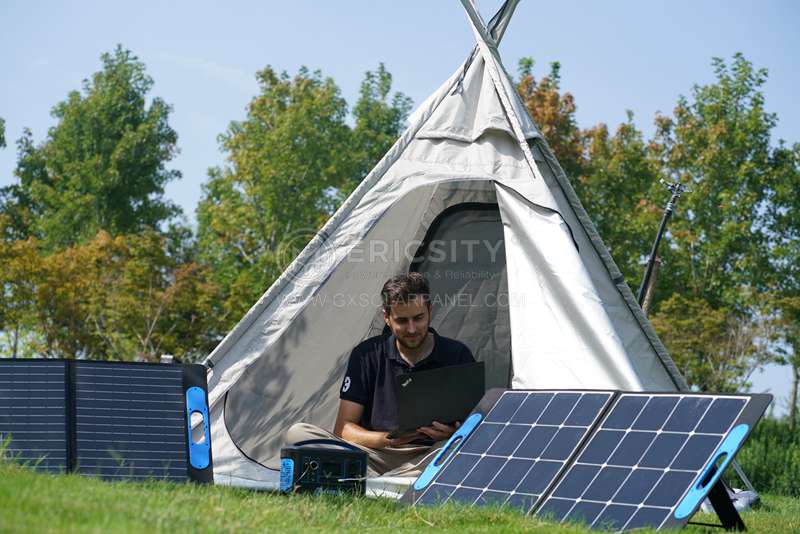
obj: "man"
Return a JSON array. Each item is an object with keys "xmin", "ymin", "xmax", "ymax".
[{"xmin": 283, "ymin": 273, "xmax": 475, "ymax": 477}]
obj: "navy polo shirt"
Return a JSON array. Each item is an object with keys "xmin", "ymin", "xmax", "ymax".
[{"xmin": 339, "ymin": 328, "xmax": 475, "ymax": 431}]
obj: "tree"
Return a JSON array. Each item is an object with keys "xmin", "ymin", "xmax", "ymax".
[
  {"xmin": 0, "ymin": 117, "xmax": 5, "ymax": 148},
  {"xmin": 579, "ymin": 115, "xmax": 662, "ymax": 283},
  {"xmin": 2, "ymin": 230, "xmax": 218, "ymax": 361},
  {"xmin": 196, "ymin": 65, "xmax": 410, "ymax": 328},
  {"xmin": 767, "ymin": 140, "xmax": 800, "ymax": 426},
  {"xmin": 11, "ymin": 45, "xmax": 180, "ymax": 250},
  {"xmin": 196, "ymin": 66, "xmax": 352, "ymax": 324},
  {"xmin": 647, "ymin": 54, "xmax": 787, "ymax": 391},
  {"xmin": 517, "ymin": 58, "xmax": 585, "ymax": 181},
  {"xmin": 348, "ymin": 63, "xmax": 412, "ymax": 195}
]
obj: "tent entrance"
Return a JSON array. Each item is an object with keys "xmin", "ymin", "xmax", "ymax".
[
  {"xmin": 223, "ymin": 179, "xmax": 511, "ymax": 466},
  {"xmin": 409, "ymin": 202, "xmax": 510, "ymax": 389}
]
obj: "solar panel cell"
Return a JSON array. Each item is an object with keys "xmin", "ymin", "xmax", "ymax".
[
  {"xmin": 644, "ymin": 471, "xmax": 695, "ymax": 507},
  {"xmin": 506, "ymin": 493, "xmax": 537, "ymax": 511},
  {"xmin": 583, "ymin": 466, "xmax": 631, "ymax": 501},
  {"xmin": 515, "ymin": 460, "xmax": 561, "ymax": 494},
  {"xmin": 486, "ymin": 424, "xmax": 529, "ymax": 456},
  {"xmin": 484, "ymin": 392, "xmax": 526, "ymax": 422},
  {"xmin": 578, "ymin": 430, "xmax": 624, "ymax": 464},
  {"xmin": 695, "ymin": 398, "xmax": 746, "ymax": 434},
  {"xmin": 594, "ymin": 504, "xmax": 638, "ymax": 531},
  {"xmin": 541, "ymin": 427, "xmax": 585, "ymax": 461},
  {"xmin": 608, "ymin": 431, "xmax": 656, "ymax": 466},
  {"xmin": 462, "ymin": 456, "xmax": 505, "ymax": 487},
  {"xmin": 614, "ymin": 468, "xmax": 662, "ymax": 504},
  {"xmin": 566, "ymin": 394, "xmax": 612, "ymax": 426},
  {"xmin": 670, "ymin": 435, "xmax": 722, "ymax": 471},
  {"xmin": 515, "ymin": 425, "xmax": 558, "ymax": 459},
  {"xmin": 477, "ymin": 490, "xmax": 508, "ymax": 505},
  {"xmin": 664, "ymin": 397, "xmax": 712, "ymax": 432},
  {"xmin": 460, "ymin": 422, "xmax": 503, "ymax": 454},
  {"xmin": 631, "ymin": 397, "xmax": 679, "ymax": 431},
  {"xmin": 418, "ymin": 483, "xmax": 454, "ymax": 505},
  {"xmin": 486, "ymin": 458, "xmax": 533, "ymax": 491},
  {"xmin": 553, "ymin": 464, "xmax": 600, "ymax": 499},
  {"xmin": 510, "ymin": 393, "xmax": 553, "ymax": 424},
  {"xmin": 566, "ymin": 501, "xmax": 605, "ymax": 525},
  {"xmin": 537, "ymin": 498, "xmax": 574, "ymax": 522},
  {"xmin": 638, "ymin": 433, "xmax": 687, "ymax": 468},
  {"xmin": 601, "ymin": 396, "xmax": 647, "ymax": 429},
  {"xmin": 450, "ymin": 487, "xmax": 482, "ymax": 505},
  {"xmin": 432, "ymin": 453, "xmax": 478, "ymax": 485},
  {"xmin": 625, "ymin": 507, "xmax": 670, "ymax": 530},
  {"xmin": 538, "ymin": 393, "xmax": 580, "ymax": 425}
]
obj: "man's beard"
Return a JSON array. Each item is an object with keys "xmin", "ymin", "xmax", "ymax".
[{"xmin": 396, "ymin": 330, "xmax": 428, "ymax": 350}]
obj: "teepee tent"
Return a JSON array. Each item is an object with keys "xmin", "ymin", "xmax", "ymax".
[{"xmin": 201, "ymin": 0, "xmax": 689, "ymax": 492}]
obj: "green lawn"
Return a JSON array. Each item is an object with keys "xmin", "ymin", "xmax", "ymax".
[{"xmin": 1, "ymin": 463, "xmax": 798, "ymax": 533}]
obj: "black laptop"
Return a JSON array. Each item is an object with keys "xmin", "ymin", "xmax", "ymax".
[{"xmin": 388, "ymin": 361, "xmax": 485, "ymax": 439}]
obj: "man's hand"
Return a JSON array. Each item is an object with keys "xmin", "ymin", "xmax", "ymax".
[
  {"xmin": 417, "ymin": 421, "xmax": 460, "ymax": 442},
  {"xmin": 382, "ymin": 432, "xmax": 423, "ymax": 448}
]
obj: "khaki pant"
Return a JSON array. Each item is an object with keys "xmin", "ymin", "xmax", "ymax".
[{"xmin": 279, "ymin": 422, "xmax": 443, "ymax": 478}]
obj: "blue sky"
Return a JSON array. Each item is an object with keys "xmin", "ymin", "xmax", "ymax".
[{"xmin": 1, "ymin": 0, "xmax": 797, "ymax": 410}]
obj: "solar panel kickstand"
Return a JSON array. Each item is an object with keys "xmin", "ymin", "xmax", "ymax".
[{"xmin": 705, "ymin": 479, "xmax": 746, "ymax": 531}]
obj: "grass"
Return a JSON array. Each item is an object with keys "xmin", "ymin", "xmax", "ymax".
[
  {"xmin": 733, "ymin": 418, "xmax": 800, "ymax": 497},
  {"xmin": 1, "ymin": 462, "xmax": 799, "ymax": 534}
]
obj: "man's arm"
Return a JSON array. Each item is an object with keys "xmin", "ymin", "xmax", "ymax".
[{"xmin": 334, "ymin": 399, "xmax": 419, "ymax": 449}]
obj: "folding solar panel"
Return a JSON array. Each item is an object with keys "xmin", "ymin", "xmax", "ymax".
[
  {"xmin": 0, "ymin": 360, "xmax": 69, "ymax": 473},
  {"xmin": 0, "ymin": 359, "xmax": 212, "ymax": 484},
  {"xmin": 404, "ymin": 389, "xmax": 770, "ymax": 532}
]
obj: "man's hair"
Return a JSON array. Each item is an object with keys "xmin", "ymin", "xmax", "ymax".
[{"xmin": 381, "ymin": 273, "xmax": 430, "ymax": 311}]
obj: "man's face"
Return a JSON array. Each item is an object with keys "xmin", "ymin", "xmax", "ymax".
[{"xmin": 384, "ymin": 297, "xmax": 431, "ymax": 350}]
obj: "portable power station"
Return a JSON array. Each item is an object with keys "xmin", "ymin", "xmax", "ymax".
[{"xmin": 279, "ymin": 441, "xmax": 367, "ymax": 495}]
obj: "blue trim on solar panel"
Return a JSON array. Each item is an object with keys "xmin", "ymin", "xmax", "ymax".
[{"xmin": 413, "ymin": 411, "xmax": 482, "ymax": 491}]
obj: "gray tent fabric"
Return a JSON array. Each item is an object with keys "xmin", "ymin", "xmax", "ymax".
[{"xmin": 202, "ymin": 1, "xmax": 693, "ymax": 492}]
